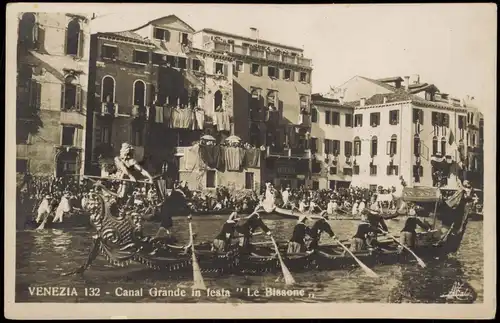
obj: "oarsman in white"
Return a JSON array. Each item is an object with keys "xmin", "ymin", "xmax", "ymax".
[
  {"xmin": 358, "ymin": 199, "xmax": 366, "ymax": 213},
  {"xmin": 308, "ymin": 199, "xmax": 321, "ymax": 213},
  {"xmin": 298, "ymin": 199, "xmax": 308, "ymax": 213},
  {"xmin": 53, "ymin": 192, "xmax": 72, "ymax": 223},
  {"xmin": 281, "ymin": 186, "xmax": 290, "ymax": 208},
  {"xmin": 351, "ymin": 200, "xmax": 359, "ymax": 216},
  {"xmin": 326, "ymin": 199, "xmax": 336, "ymax": 215},
  {"xmin": 36, "ymin": 195, "xmax": 53, "ymax": 223}
]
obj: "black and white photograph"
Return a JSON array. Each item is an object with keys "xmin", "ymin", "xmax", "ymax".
[{"xmin": 5, "ymin": 3, "xmax": 496, "ymax": 319}]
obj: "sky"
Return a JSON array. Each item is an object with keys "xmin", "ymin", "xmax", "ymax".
[{"xmin": 27, "ymin": 3, "xmax": 498, "ymax": 111}]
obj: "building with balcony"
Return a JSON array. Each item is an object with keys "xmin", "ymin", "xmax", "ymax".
[
  {"xmin": 310, "ymin": 94, "xmax": 354, "ymax": 190},
  {"xmin": 16, "ymin": 12, "xmax": 91, "ymax": 176},
  {"xmin": 325, "ymin": 75, "xmax": 482, "ymax": 190},
  {"xmin": 86, "ymin": 15, "xmax": 262, "ymax": 191},
  {"xmin": 193, "ymin": 27, "xmax": 313, "ymax": 189}
]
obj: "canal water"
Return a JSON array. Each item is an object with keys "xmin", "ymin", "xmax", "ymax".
[{"xmin": 15, "ymin": 215, "xmax": 483, "ymax": 303}]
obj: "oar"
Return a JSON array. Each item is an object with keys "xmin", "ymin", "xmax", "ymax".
[
  {"xmin": 334, "ymin": 238, "xmax": 379, "ymax": 278},
  {"xmin": 188, "ymin": 216, "xmax": 207, "ymax": 291},
  {"xmin": 270, "ymin": 236, "xmax": 296, "ymax": 285},
  {"xmin": 36, "ymin": 215, "xmax": 50, "ymax": 230},
  {"xmin": 379, "ymin": 228, "xmax": 426, "ymax": 268}
]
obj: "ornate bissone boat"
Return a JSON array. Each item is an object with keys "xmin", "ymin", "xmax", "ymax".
[
  {"xmin": 272, "ymin": 206, "xmax": 401, "ymax": 221},
  {"xmin": 64, "ymin": 184, "xmax": 470, "ymax": 277}
]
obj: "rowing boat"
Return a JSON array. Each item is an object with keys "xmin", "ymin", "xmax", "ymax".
[{"xmin": 24, "ymin": 212, "xmax": 91, "ymax": 230}]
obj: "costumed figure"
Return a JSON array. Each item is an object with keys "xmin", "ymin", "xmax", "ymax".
[{"xmin": 114, "ymin": 143, "xmax": 154, "ymax": 200}]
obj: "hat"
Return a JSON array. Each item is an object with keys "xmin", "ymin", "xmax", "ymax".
[
  {"xmin": 45, "ymin": 195, "xmax": 51, "ymax": 199},
  {"xmin": 463, "ymin": 180, "xmax": 472, "ymax": 188}
]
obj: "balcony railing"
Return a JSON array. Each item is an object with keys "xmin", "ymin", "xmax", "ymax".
[
  {"xmin": 283, "ymin": 55, "xmax": 296, "ymax": 64},
  {"xmin": 267, "ymin": 52, "xmax": 281, "ymax": 61},
  {"xmin": 249, "ymin": 49, "xmax": 265, "ymax": 58},
  {"xmin": 233, "ymin": 45, "xmax": 248, "ymax": 55},
  {"xmin": 215, "ymin": 44, "xmax": 311, "ymax": 67},
  {"xmin": 100, "ymin": 102, "xmax": 117, "ymax": 117},
  {"xmin": 297, "ymin": 57, "xmax": 312, "ymax": 67},
  {"xmin": 266, "ymin": 146, "xmax": 311, "ymax": 159}
]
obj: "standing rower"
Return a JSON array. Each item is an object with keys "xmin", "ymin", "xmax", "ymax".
[
  {"xmin": 234, "ymin": 211, "xmax": 272, "ymax": 253},
  {"xmin": 350, "ymin": 217, "xmax": 378, "ymax": 252},
  {"xmin": 307, "ymin": 211, "xmax": 336, "ymax": 250},
  {"xmin": 399, "ymin": 203, "xmax": 431, "ymax": 249},
  {"xmin": 287, "ymin": 214, "xmax": 310, "ymax": 254},
  {"xmin": 212, "ymin": 210, "xmax": 240, "ymax": 252}
]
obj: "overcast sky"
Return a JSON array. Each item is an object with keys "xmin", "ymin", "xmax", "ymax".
[{"xmin": 22, "ymin": 3, "xmax": 498, "ymax": 110}]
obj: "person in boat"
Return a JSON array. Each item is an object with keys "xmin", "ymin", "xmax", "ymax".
[
  {"xmin": 53, "ymin": 192, "xmax": 72, "ymax": 223},
  {"xmin": 234, "ymin": 209, "xmax": 272, "ymax": 252},
  {"xmin": 282, "ymin": 186, "xmax": 291, "ymax": 208},
  {"xmin": 351, "ymin": 200, "xmax": 359, "ymax": 216},
  {"xmin": 212, "ymin": 210, "xmax": 240, "ymax": 253},
  {"xmin": 399, "ymin": 203, "xmax": 432, "ymax": 249},
  {"xmin": 358, "ymin": 199, "xmax": 366, "ymax": 213},
  {"xmin": 361, "ymin": 208, "xmax": 389, "ymax": 248},
  {"xmin": 114, "ymin": 143, "xmax": 154, "ymax": 200},
  {"xmin": 298, "ymin": 199, "xmax": 308, "ymax": 213},
  {"xmin": 326, "ymin": 199, "xmax": 336, "ymax": 215},
  {"xmin": 287, "ymin": 214, "xmax": 311, "ymax": 254},
  {"xmin": 350, "ymin": 217, "xmax": 378, "ymax": 252},
  {"xmin": 308, "ymin": 199, "xmax": 321, "ymax": 213},
  {"xmin": 307, "ymin": 210, "xmax": 336, "ymax": 250},
  {"xmin": 35, "ymin": 195, "xmax": 53, "ymax": 223}
]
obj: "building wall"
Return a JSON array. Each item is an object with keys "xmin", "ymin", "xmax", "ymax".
[
  {"xmin": 329, "ymin": 76, "xmax": 393, "ymax": 102},
  {"xmin": 16, "ymin": 12, "xmax": 91, "ymax": 176}
]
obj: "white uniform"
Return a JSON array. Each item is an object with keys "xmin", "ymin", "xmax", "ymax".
[
  {"xmin": 36, "ymin": 198, "xmax": 52, "ymax": 223},
  {"xmin": 358, "ymin": 201, "xmax": 366, "ymax": 212},
  {"xmin": 351, "ymin": 202, "xmax": 359, "ymax": 216},
  {"xmin": 282, "ymin": 190, "xmax": 290, "ymax": 206},
  {"xmin": 53, "ymin": 196, "xmax": 71, "ymax": 223},
  {"xmin": 327, "ymin": 202, "xmax": 335, "ymax": 215}
]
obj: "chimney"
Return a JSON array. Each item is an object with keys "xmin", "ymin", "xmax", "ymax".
[
  {"xmin": 360, "ymin": 97, "xmax": 366, "ymax": 107},
  {"xmin": 250, "ymin": 27, "xmax": 258, "ymax": 40},
  {"xmin": 404, "ymin": 76, "xmax": 410, "ymax": 91}
]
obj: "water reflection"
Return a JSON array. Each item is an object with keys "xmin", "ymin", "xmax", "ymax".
[{"xmin": 15, "ymin": 216, "xmax": 483, "ymax": 303}]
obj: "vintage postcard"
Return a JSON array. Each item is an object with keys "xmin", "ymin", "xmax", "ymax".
[{"xmin": 5, "ymin": 2, "xmax": 496, "ymax": 319}]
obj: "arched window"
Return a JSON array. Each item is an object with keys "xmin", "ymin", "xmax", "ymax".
[
  {"xmin": 371, "ymin": 136, "xmax": 378, "ymax": 157},
  {"xmin": 189, "ymin": 88, "xmax": 199, "ymax": 108},
  {"xmin": 432, "ymin": 136, "xmax": 438, "ymax": 155},
  {"xmin": 413, "ymin": 134, "xmax": 421, "ymax": 156},
  {"xmin": 389, "ymin": 134, "xmax": 397, "ymax": 155},
  {"xmin": 214, "ymin": 90, "xmax": 223, "ymax": 112},
  {"xmin": 466, "ymin": 133, "xmax": 469, "ymax": 146},
  {"xmin": 56, "ymin": 150, "xmax": 79, "ymax": 177},
  {"xmin": 133, "ymin": 80, "xmax": 146, "ymax": 106},
  {"xmin": 18, "ymin": 13, "xmax": 37, "ymax": 50},
  {"xmin": 62, "ymin": 75, "xmax": 80, "ymax": 111},
  {"xmin": 354, "ymin": 136, "xmax": 361, "ymax": 156},
  {"xmin": 472, "ymin": 134, "xmax": 476, "ymax": 146},
  {"xmin": 101, "ymin": 76, "xmax": 115, "ymax": 103},
  {"xmin": 266, "ymin": 91, "xmax": 277, "ymax": 110},
  {"xmin": 66, "ymin": 19, "xmax": 81, "ymax": 56},
  {"xmin": 441, "ymin": 137, "xmax": 447, "ymax": 156}
]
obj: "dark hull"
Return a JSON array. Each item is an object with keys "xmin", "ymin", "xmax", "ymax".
[{"xmin": 88, "ymin": 230, "xmax": 445, "ymax": 276}]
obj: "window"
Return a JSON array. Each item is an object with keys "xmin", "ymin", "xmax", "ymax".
[
  {"xmin": 353, "ymin": 165, "xmax": 360, "ymax": 175},
  {"xmin": 310, "ymin": 137, "xmax": 318, "ymax": 153},
  {"xmin": 268, "ymin": 66, "xmax": 279, "ymax": 78},
  {"xmin": 133, "ymin": 80, "xmax": 146, "ymax": 106},
  {"xmin": 16, "ymin": 159, "xmax": 28, "ymax": 173},
  {"xmin": 371, "ymin": 136, "xmax": 378, "ymax": 156},
  {"xmin": 324, "ymin": 139, "xmax": 331, "ymax": 155},
  {"xmin": 370, "ymin": 165, "xmax": 377, "ymax": 176},
  {"xmin": 133, "ymin": 50, "xmax": 149, "ymax": 64},
  {"xmin": 414, "ymin": 135, "xmax": 421, "ymax": 156},
  {"xmin": 214, "ymin": 90, "xmax": 223, "ymax": 112},
  {"xmin": 370, "ymin": 112, "xmax": 380, "ymax": 127},
  {"xmin": 101, "ymin": 76, "xmax": 115, "ymax": 103},
  {"xmin": 458, "ymin": 115, "xmax": 466, "ymax": 129},
  {"xmin": 413, "ymin": 108, "xmax": 424, "ymax": 124},
  {"xmin": 66, "ymin": 19, "xmax": 82, "ymax": 56},
  {"xmin": 61, "ymin": 126, "xmax": 76, "ymax": 146},
  {"xmin": 191, "ymin": 59, "xmax": 202, "ymax": 72},
  {"xmin": 215, "ymin": 62, "xmax": 224, "ymax": 75},
  {"xmin": 325, "ymin": 111, "xmax": 331, "ymax": 125},
  {"xmin": 266, "ymin": 91, "xmax": 277, "ymax": 110},
  {"xmin": 331, "ymin": 112, "xmax": 340, "ymax": 126},
  {"xmin": 354, "ymin": 137, "xmax": 361, "ymax": 156},
  {"xmin": 251, "ymin": 63, "xmax": 261, "ymax": 75},
  {"xmin": 443, "ymin": 113, "xmax": 449, "ymax": 127},
  {"xmin": 441, "ymin": 137, "xmax": 446, "ymax": 156},
  {"xmin": 101, "ymin": 44, "xmax": 117, "ymax": 60},
  {"xmin": 16, "ymin": 123, "xmax": 30, "ymax": 144},
  {"xmin": 387, "ymin": 165, "xmax": 399, "ymax": 176},
  {"xmin": 389, "ymin": 110, "xmax": 399, "ymax": 125},
  {"xmin": 300, "ymin": 96, "xmax": 309, "ymax": 113},
  {"xmin": 388, "ymin": 134, "xmax": 397, "ymax": 155},
  {"xmin": 369, "ymin": 184, "xmax": 377, "ymax": 191},
  {"xmin": 332, "ymin": 140, "xmax": 341, "ymax": 156},
  {"xmin": 312, "ymin": 181, "xmax": 319, "ymax": 190},
  {"xmin": 152, "ymin": 53, "xmax": 165, "ymax": 65},
  {"xmin": 432, "ymin": 136, "xmax": 438, "ymax": 155},
  {"xmin": 18, "ymin": 13, "xmax": 38, "ymax": 51},
  {"xmin": 206, "ymin": 170, "xmax": 216, "ymax": 188},
  {"xmin": 299, "ymin": 72, "xmax": 308, "ymax": 82},
  {"xmin": 432, "ymin": 112, "xmax": 438, "ymax": 126},
  {"xmin": 181, "ymin": 33, "xmax": 189, "ymax": 45},
  {"xmin": 166, "ymin": 55, "xmax": 175, "ymax": 66},
  {"xmin": 472, "ymin": 134, "xmax": 476, "ymax": 146},
  {"xmin": 345, "ymin": 114, "xmax": 353, "ymax": 127},
  {"xmin": 131, "ymin": 123, "xmax": 144, "ymax": 146},
  {"xmin": 344, "ymin": 141, "xmax": 352, "ymax": 157},
  {"xmin": 311, "ymin": 108, "xmax": 318, "ymax": 123},
  {"xmin": 100, "ymin": 126, "xmax": 111, "ymax": 144},
  {"xmin": 343, "ymin": 168, "xmax": 353, "ymax": 176},
  {"xmin": 245, "ymin": 172, "xmax": 254, "ymax": 189},
  {"xmin": 413, "ymin": 165, "xmax": 423, "ymax": 181},
  {"xmin": 235, "ymin": 60, "xmax": 243, "ymax": 72},
  {"xmin": 329, "ymin": 180, "xmax": 335, "ymax": 190},
  {"xmin": 284, "ymin": 69, "xmax": 293, "ymax": 80},
  {"xmin": 177, "ymin": 57, "xmax": 187, "ymax": 69},
  {"xmin": 354, "ymin": 114, "xmax": 363, "ymax": 127},
  {"xmin": 154, "ymin": 28, "xmax": 170, "ymax": 41},
  {"xmin": 61, "ymin": 76, "xmax": 81, "ymax": 111},
  {"xmin": 329, "ymin": 166, "xmax": 337, "ymax": 175}
]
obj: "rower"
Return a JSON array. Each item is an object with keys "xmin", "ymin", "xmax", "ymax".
[
  {"xmin": 399, "ymin": 203, "xmax": 432, "ymax": 250},
  {"xmin": 234, "ymin": 210, "xmax": 272, "ymax": 253},
  {"xmin": 36, "ymin": 195, "xmax": 53, "ymax": 223},
  {"xmin": 326, "ymin": 199, "xmax": 336, "ymax": 215},
  {"xmin": 350, "ymin": 217, "xmax": 378, "ymax": 252},
  {"xmin": 287, "ymin": 214, "xmax": 311, "ymax": 254},
  {"xmin": 212, "ymin": 210, "xmax": 240, "ymax": 253},
  {"xmin": 361, "ymin": 208, "xmax": 389, "ymax": 249},
  {"xmin": 307, "ymin": 210, "xmax": 336, "ymax": 250}
]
